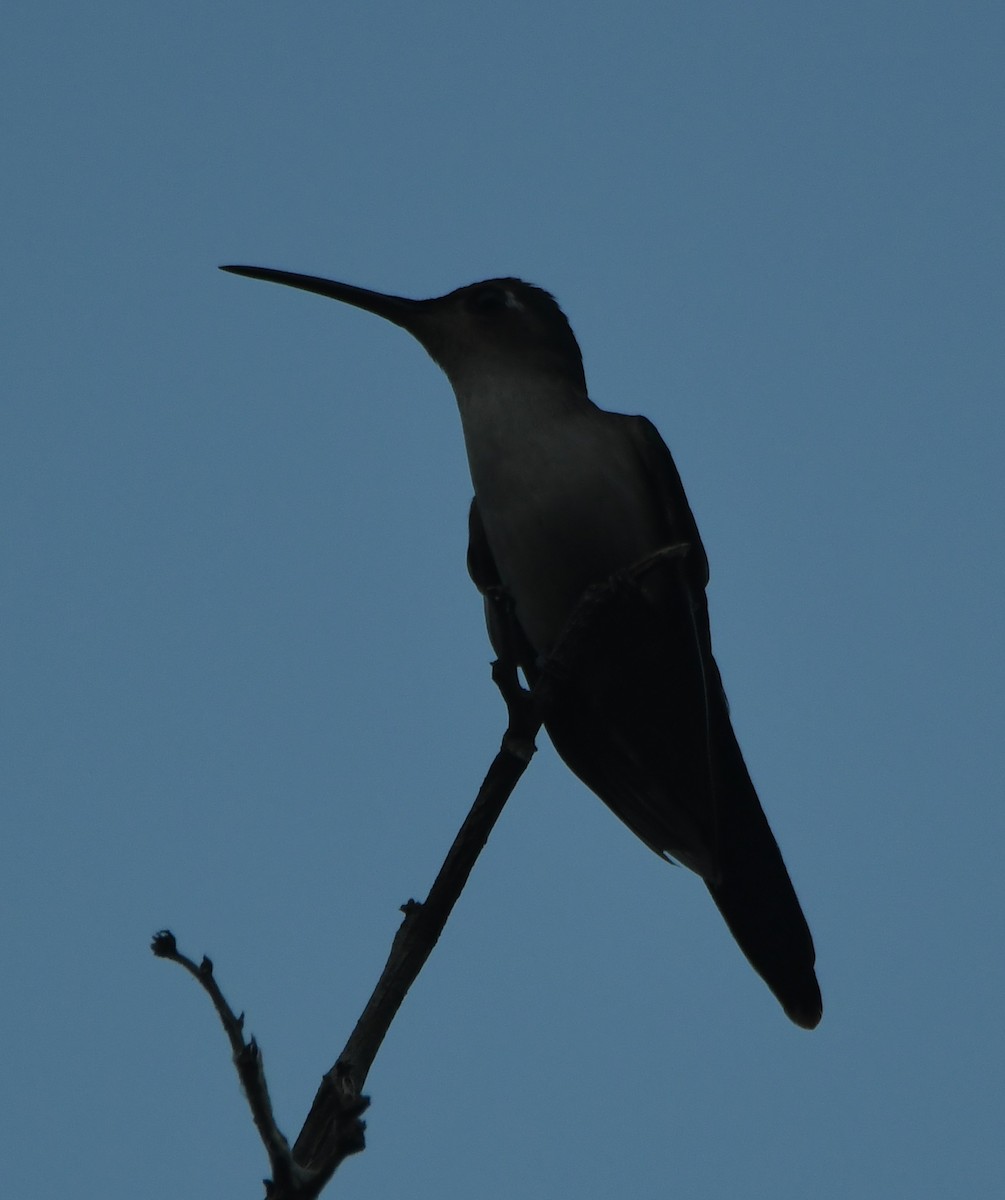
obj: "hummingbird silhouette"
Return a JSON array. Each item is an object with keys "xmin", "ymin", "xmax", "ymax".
[{"xmin": 222, "ymin": 266, "xmax": 822, "ymax": 1029}]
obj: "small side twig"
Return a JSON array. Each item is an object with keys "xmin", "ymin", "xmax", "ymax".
[{"xmin": 151, "ymin": 932, "xmax": 366, "ymax": 1196}]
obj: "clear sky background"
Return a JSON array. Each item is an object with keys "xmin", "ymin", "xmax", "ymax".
[{"xmin": 3, "ymin": 4, "xmax": 1003, "ymax": 1197}]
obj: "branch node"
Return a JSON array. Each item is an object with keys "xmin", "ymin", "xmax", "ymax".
[{"xmin": 501, "ymin": 730, "xmax": 536, "ymax": 763}]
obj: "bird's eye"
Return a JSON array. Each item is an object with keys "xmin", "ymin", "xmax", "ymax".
[{"xmin": 467, "ymin": 286, "xmax": 509, "ymax": 314}]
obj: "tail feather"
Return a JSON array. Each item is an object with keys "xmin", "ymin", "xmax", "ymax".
[{"xmin": 705, "ymin": 697, "xmax": 821, "ymax": 1028}]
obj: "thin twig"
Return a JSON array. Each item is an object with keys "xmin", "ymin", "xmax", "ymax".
[
  {"xmin": 150, "ymin": 932, "xmax": 364, "ymax": 1195},
  {"xmin": 288, "ymin": 653, "xmax": 541, "ymax": 1187},
  {"xmin": 285, "ymin": 545, "xmax": 690, "ymax": 1186}
]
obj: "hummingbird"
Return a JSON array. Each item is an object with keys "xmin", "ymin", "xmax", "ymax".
[{"xmin": 221, "ymin": 265, "xmax": 822, "ymax": 1029}]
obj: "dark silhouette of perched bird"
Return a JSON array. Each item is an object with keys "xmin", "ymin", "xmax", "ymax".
[{"xmin": 222, "ymin": 266, "xmax": 822, "ymax": 1028}]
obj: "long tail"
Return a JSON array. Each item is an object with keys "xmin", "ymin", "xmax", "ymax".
[{"xmin": 705, "ymin": 693, "xmax": 822, "ymax": 1029}]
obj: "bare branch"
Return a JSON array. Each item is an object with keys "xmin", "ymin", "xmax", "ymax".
[
  {"xmin": 288, "ymin": 650, "xmax": 541, "ymax": 1187},
  {"xmin": 153, "ymin": 546, "xmax": 688, "ymax": 1197}
]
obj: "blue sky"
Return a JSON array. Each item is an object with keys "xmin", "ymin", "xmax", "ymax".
[{"xmin": 3, "ymin": 3, "xmax": 1003, "ymax": 1197}]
